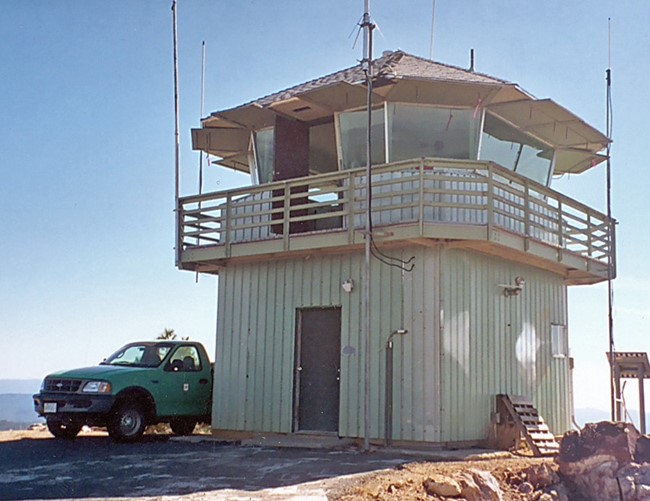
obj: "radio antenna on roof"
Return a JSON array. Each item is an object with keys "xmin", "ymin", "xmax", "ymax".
[
  {"xmin": 606, "ymin": 17, "xmax": 617, "ymax": 422},
  {"xmin": 429, "ymin": 0, "xmax": 436, "ymax": 60},
  {"xmin": 361, "ymin": 0, "xmax": 374, "ymax": 454}
]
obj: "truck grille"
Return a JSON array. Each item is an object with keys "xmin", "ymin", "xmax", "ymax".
[{"xmin": 44, "ymin": 378, "xmax": 83, "ymax": 393}]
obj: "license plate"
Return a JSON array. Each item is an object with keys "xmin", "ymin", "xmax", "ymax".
[{"xmin": 43, "ymin": 402, "xmax": 57, "ymax": 414}]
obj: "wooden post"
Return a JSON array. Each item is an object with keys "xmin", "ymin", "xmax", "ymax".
[
  {"xmin": 639, "ymin": 364, "xmax": 646, "ymax": 434},
  {"xmin": 614, "ymin": 363, "xmax": 622, "ymax": 421}
]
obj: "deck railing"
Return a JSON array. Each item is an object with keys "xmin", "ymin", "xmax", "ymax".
[{"xmin": 178, "ymin": 158, "xmax": 614, "ymax": 268}]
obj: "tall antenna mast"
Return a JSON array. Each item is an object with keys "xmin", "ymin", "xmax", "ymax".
[
  {"xmin": 172, "ymin": 0, "xmax": 181, "ymax": 266},
  {"xmin": 606, "ymin": 17, "xmax": 616, "ymax": 421},
  {"xmin": 199, "ymin": 40, "xmax": 206, "ymax": 199},
  {"xmin": 429, "ymin": 0, "xmax": 436, "ymax": 60},
  {"xmin": 361, "ymin": 0, "xmax": 374, "ymax": 453}
]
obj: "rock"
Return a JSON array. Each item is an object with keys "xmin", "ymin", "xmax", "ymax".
[
  {"xmin": 557, "ymin": 421, "xmax": 643, "ymax": 499},
  {"xmin": 546, "ymin": 483, "xmax": 570, "ymax": 501},
  {"xmin": 538, "ymin": 494, "xmax": 553, "ymax": 501},
  {"xmin": 422, "ymin": 475, "xmax": 461, "ymax": 497},
  {"xmin": 558, "ymin": 421, "xmax": 641, "ymax": 467},
  {"xmin": 637, "ymin": 483, "xmax": 650, "ymax": 500},
  {"xmin": 521, "ymin": 463, "xmax": 559, "ymax": 489},
  {"xmin": 637, "ymin": 435, "xmax": 650, "ymax": 464},
  {"xmin": 518, "ymin": 481, "xmax": 534, "ymax": 494},
  {"xmin": 457, "ymin": 469, "xmax": 503, "ymax": 501}
]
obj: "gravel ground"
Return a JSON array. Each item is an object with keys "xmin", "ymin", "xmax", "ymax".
[{"xmin": 0, "ymin": 429, "xmax": 556, "ymax": 500}]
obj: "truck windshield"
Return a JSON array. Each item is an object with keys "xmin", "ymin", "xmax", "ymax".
[{"xmin": 102, "ymin": 343, "xmax": 171, "ymax": 367}]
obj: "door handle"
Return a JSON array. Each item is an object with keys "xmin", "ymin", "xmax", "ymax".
[{"xmin": 199, "ymin": 379, "xmax": 209, "ymax": 385}]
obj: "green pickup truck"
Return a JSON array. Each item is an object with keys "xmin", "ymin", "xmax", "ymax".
[{"xmin": 33, "ymin": 340, "xmax": 213, "ymax": 442}]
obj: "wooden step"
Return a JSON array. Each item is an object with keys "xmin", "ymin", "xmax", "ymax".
[{"xmin": 496, "ymin": 394, "xmax": 560, "ymax": 457}]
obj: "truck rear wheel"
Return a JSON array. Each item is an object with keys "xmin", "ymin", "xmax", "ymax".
[
  {"xmin": 170, "ymin": 418, "xmax": 197, "ymax": 436},
  {"xmin": 46, "ymin": 419, "xmax": 82, "ymax": 439},
  {"xmin": 108, "ymin": 402, "xmax": 146, "ymax": 442}
]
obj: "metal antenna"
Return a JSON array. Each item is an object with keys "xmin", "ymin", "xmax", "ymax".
[
  {"xmin": 199, "ymin": 40, "xmax": 205, "ymax": 199},
  {"xmin": 429, "ymin": 0, "xmax": 436, "ymax": 60},
  {"xmin": 195, "ymin": 40, "xmax": 206, "ymax": 282},
  {"xmin": 172, "ymin": 0, "xmax": 181, "ymax": 266},
  {"xmin": 361, "ymin": 0, "xmax": 374, "ymax": 453},
  {"xmin": 606, "ymin": 17, "xmax": 616, "ymax": 421}
]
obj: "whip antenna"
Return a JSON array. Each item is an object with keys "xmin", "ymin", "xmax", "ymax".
[
  {"xmin": 172, "ymin": 0, "xmax": 181, "ymax": 266},
  {"xmin": 606, "ymin": 17, "xmax": 616, "ymax": 421}
]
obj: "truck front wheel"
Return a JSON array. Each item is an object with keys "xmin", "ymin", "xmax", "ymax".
[
  {"xmin": 108, "ymin": 403, "xmax": 146, "ymax": 442},
  {"xmin": 170, "ymin": 418, "xmax": 197, "ymax": 436},
  {"xmin": 46, "ymin": 419, "xmax": 82, "ymax": 439}
]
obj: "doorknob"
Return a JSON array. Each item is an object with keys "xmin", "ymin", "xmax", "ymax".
[{"xmin": 297, "ymin": 366, "xmax": 303, "ymax": 371}]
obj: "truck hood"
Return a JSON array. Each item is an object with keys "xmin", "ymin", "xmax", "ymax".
[{"xmin": 47, "ymin": 365, "xmax": 151, "ymax": 380}]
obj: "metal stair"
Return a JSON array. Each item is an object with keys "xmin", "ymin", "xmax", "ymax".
[{"xmin": 496, "ymin": 394, "xmax": 560, "ymax": 456}]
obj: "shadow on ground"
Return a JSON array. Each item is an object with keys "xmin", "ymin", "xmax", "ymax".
[{"xmin": 0, "ymin": 435, "xmax": 409, "ymax": 500}]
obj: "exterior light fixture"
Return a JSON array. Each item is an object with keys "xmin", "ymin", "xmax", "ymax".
[
  {"xmin": 342, "ymin": 279, "xmax": 354, "ymax": 293},
  {"xmin": 499, "ymin": 276, "xmax": 525, "ymax": 297}
]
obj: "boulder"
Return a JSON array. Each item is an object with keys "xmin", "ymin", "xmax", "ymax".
[
  {"xmin": 637, "ymin": 435, "xmax": 650, "ymax": 464},
  {"xmin": 558, "ymin": 421, "xmax": 640, "ymax": 467},
  {"xmin": 422, "ymin": 474, "xmax": 462, "ymax": 497},
  {"xmin": 456, "ymin": 469, "xmax": 503, "ymax": 501},
  {"xmin": 520, "ymin": 463, "xmax": 559, "ymax": 489},
  {"xmin": 557, "ymin": 421, "xmax": 650, "ymax": 500}
]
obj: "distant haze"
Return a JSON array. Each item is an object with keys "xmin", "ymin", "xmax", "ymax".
[{"xmin": 0, "ymin": 380, "xmax": 41, "ymax": 394}]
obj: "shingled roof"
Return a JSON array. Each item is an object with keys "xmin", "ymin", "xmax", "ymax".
[
  {"xmin": 197, "ymin": 50, "xmax": 609, "ymax": 174},
  {"xmin": 215, "ymin": 50, "xmax": 517, "ymax": 115}
]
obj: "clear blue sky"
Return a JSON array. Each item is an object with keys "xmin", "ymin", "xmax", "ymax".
[{"xmin": 1, "ymin": 1, "xmax": 647, "ymax": 417}]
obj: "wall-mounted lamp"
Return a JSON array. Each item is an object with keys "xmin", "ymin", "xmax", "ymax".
[
  {"xmin": 498, "ymin": 276, "xmax": 525, "ymax": 297},
  {"xmin": 342, "ymin": 279, "xmax": 354, "ymax": 293}
]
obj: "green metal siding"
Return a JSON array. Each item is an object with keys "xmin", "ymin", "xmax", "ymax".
[
  {"xmin": 438, "ymin": 248, "xmax": 569, "ymax": 441},
  {"xmin": 212, "ymin": 244, "xmax": 570, "ymax": 443}
]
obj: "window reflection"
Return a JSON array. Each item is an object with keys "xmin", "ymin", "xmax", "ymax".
[
  {"xmin": 339, "ymin": 108, "xmax": 385, "ymax": 169},
  {"xmin": 480, "ymin": 113, "xmax": 553, "ymax": 186},
  {"xmin": 387, "ymin": 104, "xmax": 480, "ymax": 161},
  {"xmin": 254, "ymin": 127, "xmax": 274, "ymax": 183}
]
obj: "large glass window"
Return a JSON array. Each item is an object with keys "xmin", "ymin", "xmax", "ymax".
[
  {"xmin": 309, "ymin": 122, "xmax": 338, "ymax": 174},
  {"xmin": 387, "ymin": 104, "xmax": 480, "ymax": 161},
  {"xmin": 253, "ymin": 127, "xmax": 274, "ymax": 183},
  {"xmin": 338, "ymin": 108, "xmax": 385, "ymax": 169},
  {"xmin": 480, "ymin": 113, "xmax": 553, "ymax": 186}
]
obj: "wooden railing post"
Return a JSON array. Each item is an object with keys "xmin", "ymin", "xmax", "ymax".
[
  {"xmin": 177, "ymin": 200, "xmax": 184, "ymax": 258},
  {"xmin": 486, "ymin": 165, "xmax": 494, "ymax": 240},
  {"xmin": 348, "ymin": 171, "xmax": 355, "ymax": 244},
  {"xmin": 587, "ymin": 214, "xmax": 593, "ymax": 258},
  {"xmin": 523, "ymin": 179, "xmax": 530, "ymax": 251},
  {"xmin": 283, "ymin": 183, "xmax": 291, "ymax": 251},
  {"xmin": 225, "ymin": 193, "xmax": 232, "ymax": 258},
  {"xmin": 418, "ymin": 158, "xmax": 425, "ymax": 236}
]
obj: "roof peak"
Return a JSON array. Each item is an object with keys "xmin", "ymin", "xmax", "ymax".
[{"xmin": 223, "ymin": 49, "xmax": 513, "ymax": 113}]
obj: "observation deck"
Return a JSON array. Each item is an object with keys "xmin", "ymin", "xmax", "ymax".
[{"xmin": 177, "ymin": 157, "xmax": 614, "ymax": 285}]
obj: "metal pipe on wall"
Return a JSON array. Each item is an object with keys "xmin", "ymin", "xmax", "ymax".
[{"xmin": 385, "ymin": 329, "xmax": 407, "ymax": 446}]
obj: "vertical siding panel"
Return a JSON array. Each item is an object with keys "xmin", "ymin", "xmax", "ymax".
[
  {"xmin": 243, "ymin": 265, "xmax": 257, "ymax": 430},
  {"xmin": 276, "ymin": 260, "xmax": 288, "ymax": 433},
  {"xmin": 262, "ymin": 263, "xmax": 276, "ymax": 431},
  {"xmin": 215, "ymin": 244, "xmax": 570, "ymax": 442}
]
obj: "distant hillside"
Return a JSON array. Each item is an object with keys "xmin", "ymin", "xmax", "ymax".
[
  {"xmin": 0, "ymin": 420, "xmax": 33, "ymax": 431},
  {"xmin": 0, "ymin": 379, "xmax": 41, "ymax": 394},
  {"xmin": 0, "ymin": 394, "xmax": 41, "ymax": 427},
  {"xmin": 575, "ymin": 407, "xmax": 650, "ymax": 430}
]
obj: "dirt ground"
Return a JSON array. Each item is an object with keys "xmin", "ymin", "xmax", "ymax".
[
  {"xmin": 331, "ymin": 455, "xmax": 557, "ymax": 500},
  {"xmin": 0, "ymin": 428, "xmax": 558, "ymax": 500}
]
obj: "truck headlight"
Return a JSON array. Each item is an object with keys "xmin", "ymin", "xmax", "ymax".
[{"xmin": 82, "ymin": 381, "xmax": 111, "ymax": 394}]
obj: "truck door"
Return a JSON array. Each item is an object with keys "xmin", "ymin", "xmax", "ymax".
[{"xmin": 164, "ymin": 345, "xmax": 211, "ymax": 417}]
